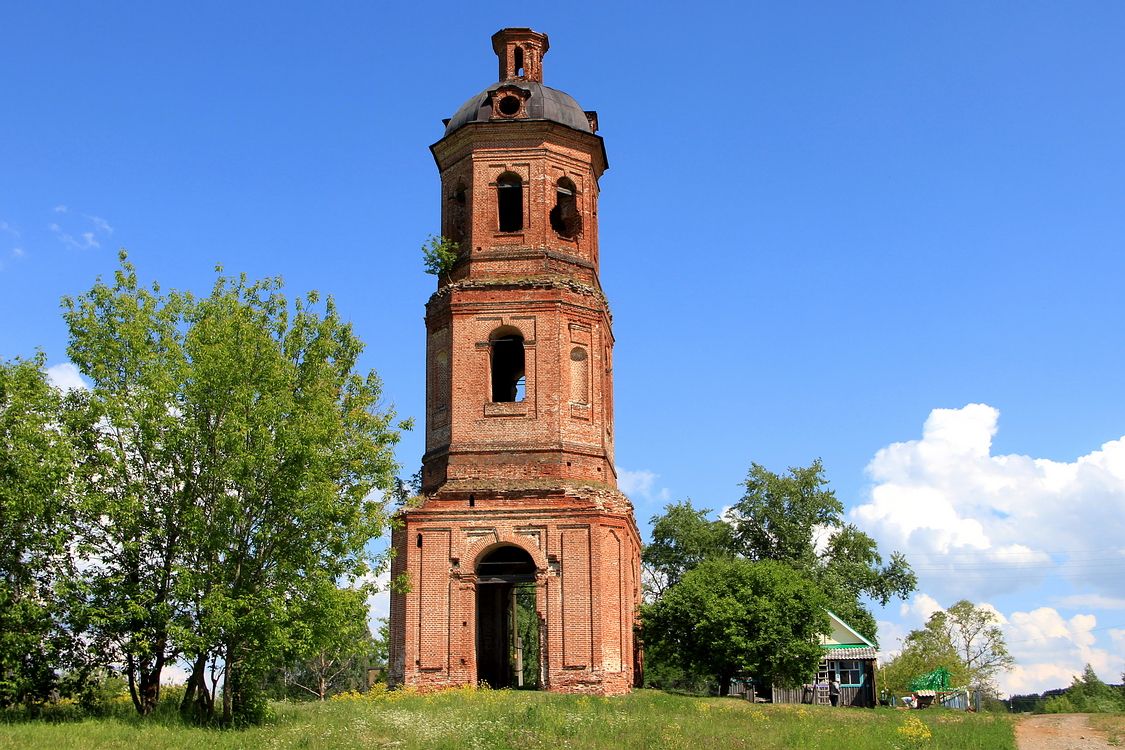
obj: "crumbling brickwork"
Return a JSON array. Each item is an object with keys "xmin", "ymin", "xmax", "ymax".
[{"xmin": 388, "ymin": 28, "xmax": 641, "ymax": 696}]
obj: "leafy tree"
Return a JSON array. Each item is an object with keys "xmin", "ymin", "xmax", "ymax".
[
  {"xmin": 880, "ymin": 627, "xmax": 969, "ymax": 699},
  {"xmin": 63, "ymin": 253, "xmax": 408, "ymax": 723},
  {"xmin": 643, "ymin": 558, "xmax": 828, "ymax": 695},
  {"xmin": 642, "ymin": 500, "xmax": 735, "ymax": 600},
  {"xmin": 885, "ymin": 600, "xmax": 1013, "ymax": 696},
  {"xmin": 0, "ymin": 355, "xmax": 84, "ymax": 706},
  {"xmin": 269, "ymin": 584, "xmax": 379, "ymax": 701},
  {"xmin": 1045, "ymin": 664, "xmax": 1125, "ymax": 713},
  {"xmin": 421, "ymin": 235, "xmax": 459, "ymax": 280},
  {"xmin": 63, "ymin": 263, "xmax": 195, "ymax": 715},
  {"xmin": 726, "ymin": 460, "xmax": 916, "ymax": 641}
]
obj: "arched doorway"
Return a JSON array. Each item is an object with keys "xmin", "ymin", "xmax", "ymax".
[{"xmin": 475, "ymin": 545, "xmax": 541, "ymax": 689}]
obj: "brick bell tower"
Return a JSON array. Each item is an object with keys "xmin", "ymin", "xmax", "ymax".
[{"xmin": 388, "ymin": 28, "xmax": 641, "ymax": 695}]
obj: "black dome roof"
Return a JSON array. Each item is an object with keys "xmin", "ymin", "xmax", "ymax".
[{"xmin": 444, "ymin": 80, "xmax": 592, "ymax": 136}]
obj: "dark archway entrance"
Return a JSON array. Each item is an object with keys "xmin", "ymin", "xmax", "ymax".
[{"xmin": 476, "ymin": 545, "xmax": 541, "ymax": 689}]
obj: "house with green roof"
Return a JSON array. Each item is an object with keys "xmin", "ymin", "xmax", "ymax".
[{"xmin": 735, "ymin": 610, "xmax": 878, "ymax": 707}]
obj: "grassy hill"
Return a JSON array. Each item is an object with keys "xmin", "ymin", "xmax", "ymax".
[{"xmin": 0, "ymin": 687, "xmax": 1016, "ymax": 750}]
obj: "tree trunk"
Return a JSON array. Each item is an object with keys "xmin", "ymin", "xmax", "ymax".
[{"xmin": 221, "ymin": 643, "xmax": 234, "ymax": 725}]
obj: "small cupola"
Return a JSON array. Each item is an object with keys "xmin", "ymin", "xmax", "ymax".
[{"xmin": 492, "ymin": 28, "xmax": 549, "ymax": 83}]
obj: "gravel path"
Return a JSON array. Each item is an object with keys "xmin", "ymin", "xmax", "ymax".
[{"xmin": 1016, "ymin": 714, "xmax": 1114, "ymax": 750}]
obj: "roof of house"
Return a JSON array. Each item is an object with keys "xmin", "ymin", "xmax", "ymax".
[{"xmin": 821, "ymin": 610, "xmax": 877, "ymax": 649}]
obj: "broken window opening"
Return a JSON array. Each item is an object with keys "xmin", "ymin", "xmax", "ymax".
[
  {"xmin": 490, "ymin": 330, "xmax": 526, "ymax": 403},
  {"xmin": 497, "ymin": 172, "xmax": 523, "ymax": 232},
  {"xmin": 550, "ymin": 177, "xmax": 581, "ymax": 238}
]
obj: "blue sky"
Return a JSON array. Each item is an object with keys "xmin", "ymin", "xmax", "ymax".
[{"xmin": 3, "ymin": 2, "xmax": 1124, "ymax": 694}]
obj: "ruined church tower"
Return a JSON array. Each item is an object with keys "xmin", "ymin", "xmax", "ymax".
[{"xmin": 388, "ymin": 29, "xmax": 641, "ymax": 695}]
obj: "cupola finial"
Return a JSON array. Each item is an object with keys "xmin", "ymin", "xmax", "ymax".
[{"xmin": 491, "ymin": 28, "xmax": 549, "ymax": 83}]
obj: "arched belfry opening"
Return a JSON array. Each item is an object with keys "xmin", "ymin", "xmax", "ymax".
[
  {"xmin": 551, "ymin": 177, "xmax": 581, "ymax": 238},
  {"xmin": 475, "ymin": 545, "xmax": 541, "ymax": 689}
]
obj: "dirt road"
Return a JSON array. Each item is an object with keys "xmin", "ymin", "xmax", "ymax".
[{"xmin": 1016, "ymin": 714, "xmax": 1114, "ymax": 750}]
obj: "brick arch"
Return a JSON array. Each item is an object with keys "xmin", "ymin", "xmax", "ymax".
[{"xmin": 467, "ymin": 533, "xmax": 548, "ymax": 573}]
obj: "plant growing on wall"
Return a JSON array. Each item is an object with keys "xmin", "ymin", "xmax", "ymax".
[{"xmin": 421, "ymin": 235, "xmax": 459, "ymax": 280}]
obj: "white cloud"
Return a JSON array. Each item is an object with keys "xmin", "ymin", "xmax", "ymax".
[
  {"xmin": 45, "ymin": 362, "xmax": 89, "ymax": 392},
  {"xmin": 48, "ymin": 211, "xmax": 113, "ymax": 250},
  {"xmin": 616, "ymin": 467, "xmax": 672, "ymax": 511},
  {"xmin": 852, "ymin": 404, "xmax": 1125, "ymax": 602},
  {"xmin": 899, "ymin": 592, "xmax": 943, "ymax": 623},
  {"xmin": 11, "ymin": 247, "xmax": 24, "ymax": 258},
  {"xmin": 0, "ymin": 220, "xmax": 18, "ymax": 237},
  {"xmin": 1001, "ymin": 607, "xmax": 1123, "ymax": 695},
  {"xmin": 85, "ymin": 214, "xmax": 114, "ymax": 235},
  {"xmin": 50, "ymin": 222, "xmax": 99, "ymax": 250},
  {"xmin": 618, "ymin": 468, "xmax": 657, "ymax": 498},
  {"xmin": 1055, "ymin": 594, "xmax": 1125, "ymax": 610}
]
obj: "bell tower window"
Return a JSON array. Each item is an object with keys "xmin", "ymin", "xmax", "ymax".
[
  {"xmin": 490, "ymin": 329, "xmax": 526, "ymax": 403},
  {"xmin": 497, "ymin": 172, "xmax": 523, "ymax": 232},
  {"xmin": 550, "ymin": 177, "xmax": 581, "ymax": 238}
]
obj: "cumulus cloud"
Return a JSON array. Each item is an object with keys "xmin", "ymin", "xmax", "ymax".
[
  {"xmin": 1002, "ymin": 606, "xmax": 1123, "ymax": 695},
  {"xmin": 618, "ymin": 468, "xmax": 657, "ymax": 498},
  {"xmin": 617, "ymin": 467, "xmax": 672, "ymax": 510},
  {"xmin": 45, "ymin": 362, "xmax": 89, "ymax": 392},
  {"xmin": 852, "ymin": 404, "xmax": 1125, "ymax": 601}
]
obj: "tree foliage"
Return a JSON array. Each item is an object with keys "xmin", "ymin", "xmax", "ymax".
[
  {"xmin": 642, "ymin": 500, "xmax": 734, "ymax": 599},
  {"xmin": 421, "ymin": 235, "xmax": 459, "ymax": 280},
  {"xmin": 726, "ymin": 460, "xmax": 916, "ymax": 642},
  {"xmin": 644, "ymin": 558, "xmax": 828, "ymax": 695},
  {"xmin": 1039, "ymin": 664, "xmax": 1125, "ymax": 714},
  {"xmin": 0, "ymin": 355, "xmax": 85, "ymax": 706},
  {"xmin": 882, "ymin": 600, "xmax": 1014, "ymax": 697},
  {"xmin": 55, "ymin": 252, "xmax": 407, "ymax": 723}
]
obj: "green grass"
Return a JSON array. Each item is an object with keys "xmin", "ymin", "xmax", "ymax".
[
  {"xmin": 0, "ymin": 688, "xmax": 1016, "ymax": 750},
  {"xmin": 1089, "ymin": 713, "xmax": 1125, "ymax": 746}
]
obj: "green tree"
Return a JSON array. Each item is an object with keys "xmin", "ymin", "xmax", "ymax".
[
  {"xmin": 726, "ymin": 460, "xmax": 916, "ymax": 641},
  {"xmin": 63, "ymin": 261, "xmax": 195, "ymax": 715},
  {"xmin": 1057, "ymin": 664, "xmax": 1123, "ymax": 713},
  {"xmin": 63, "ymin": 253, "xmax": 407, "ymax": 723},
  {"xmin": 643, "ymin": 558, "xmax": 828, "ymax": 695},
  {"xmin": 0, "ymin": 355, "xmax": 84, "ymax": 706},
  {"xmin": 421, "ymin": 235, "xmax": 459, "ymax": 281},
  {"xmin": 885, "ymin": 600, "xmax": 1013, "ymax": 697},
  {"xmin": 642, "ymin": 500, "xmax": 735, "ymax": 599},
  {"xmin": 270, "ymin": 584, "xmax": 378, "ymax": 701}
]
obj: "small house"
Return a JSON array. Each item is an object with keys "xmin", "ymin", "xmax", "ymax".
[{"xmin": 733, "ymin": 610, "xmax": 878, "ymax": 706}]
